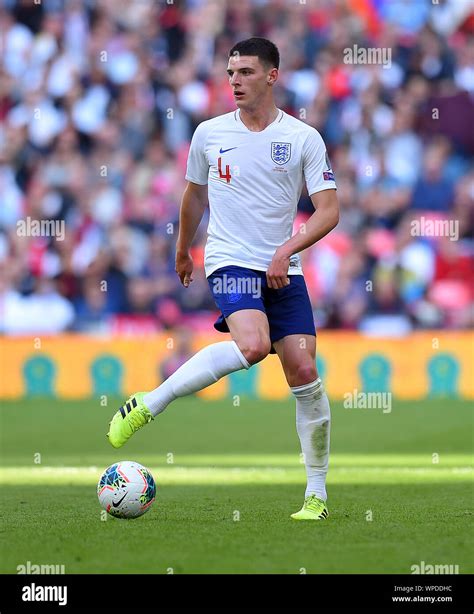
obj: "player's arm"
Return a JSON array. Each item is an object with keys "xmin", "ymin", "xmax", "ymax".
[
  {"xmin": 266, "ymin": 189, "xmax": 339, "ymax": 289},
  {"xmin": 175, "ymin": 181, "xmax": 208, "ymax": 287}
]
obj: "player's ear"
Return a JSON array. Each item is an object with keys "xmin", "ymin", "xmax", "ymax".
[{"xmin": 267, "ymin": 68, "xmax": 278, "ymax": 85}]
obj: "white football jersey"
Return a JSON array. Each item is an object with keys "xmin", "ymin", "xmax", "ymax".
[{"xmin": 185, "ymin": 109, "xmax": 337, "ymax": 277}]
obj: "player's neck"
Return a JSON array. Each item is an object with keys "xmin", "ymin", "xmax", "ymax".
[{"xmin": 238, "ymin": 104, "xmax": 279, "ymax": 132}]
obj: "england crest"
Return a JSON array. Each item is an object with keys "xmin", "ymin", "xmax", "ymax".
[{"xmin": 271, "ymin": 142, "xmax": 291, "ymax": 165}]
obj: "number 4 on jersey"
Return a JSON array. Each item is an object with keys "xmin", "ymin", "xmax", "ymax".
[{"xmin": 218, "ymin": 157, "xmax": 232, "ymax": 183}]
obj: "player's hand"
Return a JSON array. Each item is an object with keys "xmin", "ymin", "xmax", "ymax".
[
  {"xmin": 266, "ymin": 248, "xmax": 291, "ymax": 289},
  {"xmin": 175, "ymin": 250, "xmax": 194, "ymax": 287}
]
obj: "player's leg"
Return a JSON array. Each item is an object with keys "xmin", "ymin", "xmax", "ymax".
[
  {"xmin": 264, "ymin": 274, "xmax": 330, "ymax": 519},
  {"xmin": 107, "ymin": 267, "xmax": 270, "ymax": 448},
  {"xmin": 225, "ymin": 309, "xmax": 272, "ymax": 363},
  {"xmin": 107, "ymin": 336, "xmax": 252, "ymax": 448},
  {"xmin": 274, "ymin": 334, "xmax": 330, "ymax": 520},
  {"xmin": 140, "ymin": 308, "xmax": 270, "ymax": 417}
]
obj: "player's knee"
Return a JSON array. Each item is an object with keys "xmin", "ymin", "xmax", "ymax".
[
  {"xmin": 291, "ymin": 362, "xmax": 318, "ymax": 387},
  {"xmin": 239, "ymin": 338, "xmax": 271, "ymax": 365}
]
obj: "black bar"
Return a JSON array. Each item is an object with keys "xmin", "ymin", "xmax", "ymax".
[{"xmin": 0, "ymin": 573, "xmax": 471, "ymax": 611}]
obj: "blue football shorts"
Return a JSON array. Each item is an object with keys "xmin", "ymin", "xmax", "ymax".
[{"xmin": 207, "ymin": 265, "xmax": 316, "ymax": 353}]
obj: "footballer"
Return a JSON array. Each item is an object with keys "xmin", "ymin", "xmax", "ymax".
[{"xmin": 107, "ymin": 37, "xmax": 339, "ymax": 521}]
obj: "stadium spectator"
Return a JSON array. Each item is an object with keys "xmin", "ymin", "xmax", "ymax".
[{"xmin": 1, "ymin": 0, "xmax": 473, "ymax": 335}]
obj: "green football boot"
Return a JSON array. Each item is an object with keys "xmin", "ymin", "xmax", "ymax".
[
  {"xmin": 291, "ymin": 495, "xmax": 329, "ymax": 520},
  {"xmin": 107, "ymin": 392, "xmax": 153, "ymax": 448}
]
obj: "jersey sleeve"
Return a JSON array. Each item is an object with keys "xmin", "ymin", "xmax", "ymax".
[
  {"xmin": 185, "ymin": 122, "xmax": 209, "ymax": 185},
  {"xmin": 302, "ymin": 129, "xmax": 337, "ymax": 196}
]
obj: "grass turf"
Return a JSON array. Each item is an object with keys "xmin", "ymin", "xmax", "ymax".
[{"xmin": 0, "ymin": 397, "xmax": 472, "ymax": 574}]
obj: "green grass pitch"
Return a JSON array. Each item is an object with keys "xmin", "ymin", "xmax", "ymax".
[{"xmin": 0, "ymin": 397, "xmax": 472, "ymax": 574}]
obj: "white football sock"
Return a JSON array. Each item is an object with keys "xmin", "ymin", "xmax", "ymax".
[
  {"xmin": 291, "ymin": 378, "xmax": 331, "ymax": 501},
  {"xmin": 144, "ymin": 340, "xmax": 250, "ymax": 416}
]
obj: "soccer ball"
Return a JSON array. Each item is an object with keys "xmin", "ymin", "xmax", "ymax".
[{"xmin": 97, "ymin": 461, "xmax": 156, "ymax": 519}]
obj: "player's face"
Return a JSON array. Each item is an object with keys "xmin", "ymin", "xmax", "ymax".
[{"xmin": 226, "ymin": 55, "xmax": 276, "ymax": 110}]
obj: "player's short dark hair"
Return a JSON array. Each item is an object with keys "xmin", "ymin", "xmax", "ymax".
[{"xmin": 229, "ymin": 37, "xmax": 280, "ymax": 70}]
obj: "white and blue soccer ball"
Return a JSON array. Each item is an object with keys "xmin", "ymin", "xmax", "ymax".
[{"xmin": 97, "ymin": 461, "xmax": 156, "ymax": 519}]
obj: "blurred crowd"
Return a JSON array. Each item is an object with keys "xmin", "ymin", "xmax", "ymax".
[{"xmin": 1, "ymin": 0, "xmax": 473, "ymax": 336}]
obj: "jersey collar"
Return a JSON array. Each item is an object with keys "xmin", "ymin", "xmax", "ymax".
[{"xmin": 234, "ymin": 108, "xmax": 284, "ymax": 133}]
